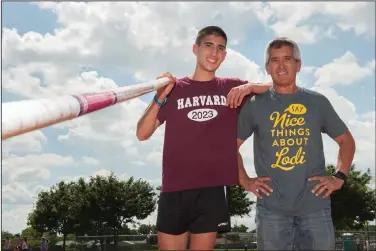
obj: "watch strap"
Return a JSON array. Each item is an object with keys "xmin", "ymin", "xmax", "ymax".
[
  {"xmin": 333, "ymin": 171, "xmax": 348, "ymax": 181},
  {"xmin": 153, "ymin": 95, "xmax": 167, "ymax": 107}
]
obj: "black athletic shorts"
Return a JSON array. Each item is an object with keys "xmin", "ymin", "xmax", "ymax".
[{"xmin": 156, "ymin": 186, "xmax": 231, "ymax": 235}]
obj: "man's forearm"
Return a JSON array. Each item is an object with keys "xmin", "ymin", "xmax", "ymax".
[
  {"xmin": 248, "ymin": 82, "xmax": 272, "ymax": 94},
  {"xmin": 336, "ymin": 137, "xmax": 356, "ymax": 176},
  {"xmin": 136, "ymin": 99, "xmax": 161, "ymax": 141},
  {"xmin": 238, "ymin": 151, "xmax": 249, "ymax": 182}
]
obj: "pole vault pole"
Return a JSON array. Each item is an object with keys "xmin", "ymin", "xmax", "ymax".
[{"xmin": 1, "ymin": 77, "xmax": 170, "ymax": 140}]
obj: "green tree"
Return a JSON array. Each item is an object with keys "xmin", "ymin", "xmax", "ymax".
[
  {"xmin": 327, "ymin": 164, "xmax": 376, "ymax": 230},
  {"xmin": 238, "ymin": 224, "xmax": 249, "ymax": 233},
  {"xmin": 20, "ymin": 227, "xmax": 42, "ymax": 249},
  {"xmin": 1, "ymin": 231, "xmax": 14, "ymax": 238},
  {"xmin": 138, "ymin": 224, "xmax": 153, "ymax": 235},
  {"xmin": 72, "ymin": 178, "xmax": 92, "ymax": 236},
  {"xmin": 366, "ymin": 224, "xmax": 376, "ymax": 231},
  {"xmin": 226, "ymin": 185, "xmax": 254, "ymax": 217},
  {"xmin": 119, "ymin": 224, "xmax": 139, "ymax": 235},
  {"xmin": 28, "ymin": 181, "xmax": 82, "ymax": 251},
  {"xmin": 29, "ymin": 174, "xmax": 157, "ymax": 251},
  {"xmin": 231, "ymin": 223, "xmax": 248, "ymax": 233},
  {"xmin": 85, "ymin": 174, "xmax": 157, "ymax": 246}
]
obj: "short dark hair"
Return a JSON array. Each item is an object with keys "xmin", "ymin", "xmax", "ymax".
[{"xmin": 195, "ymin": 26, "xmax": 227, "ymax": 46}]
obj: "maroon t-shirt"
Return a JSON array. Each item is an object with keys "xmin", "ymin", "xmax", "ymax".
[{"xmin": 157, "ymin": 76, "xmax": 248, "ymax": 192}]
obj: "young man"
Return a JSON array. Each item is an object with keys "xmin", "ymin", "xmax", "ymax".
[
  {"xmin": 237, "ymin": 37, "xmax": 356, "ymax": 250},
  {"xmin": 136, "ymin": 26, "xmax": 271, "ymax": 250}
]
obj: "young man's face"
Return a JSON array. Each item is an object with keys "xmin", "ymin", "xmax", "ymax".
[
  {"xmin": 266, "ymin": 45, "xmax": 301, "ymax": 87},
  {"xmin": 193, "ymin": 34, "xmax": 227, "ymax": 73}
]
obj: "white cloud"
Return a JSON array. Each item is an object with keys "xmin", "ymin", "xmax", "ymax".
[
  {"xmin": 253, "ymin": 2, "xmax": 375, "ymax": 44},
  {"xmin": 81, "ymin": 156, "xmax": 99, "ymax": 166},
  {"xmin": 2, "ymin": 130, "xmax": 47, "ymax": 157},
  {"xmin": 2, "ymin": 153, "xmax": 76, "ymax": 208},
  {"xmin": 325, "ymin": 2, "xmax": 376, "ymax": 37},
  {"xmin": 301, "ymin": 66, "xmax": 316, "ymax": 74},
  {"xmin": 310, "ymin": 89, "xmax": 375, "ymax": 178},
  {"xmin": 2, "ymin": 204, "xmax": 34, "ymax": 234},
  {"xmin": 367, "ymin": 60, "xmax": 376, "ymax": 70},
  {"xmin": 131, "ymin": 161, "xmax": 146, "ymax": 166},
  {"xmin": 309, "ymin": 54, "xmax": 375, "ymax": 178},
  {"xmin": 360, "ymin": 111, "xmax": 375, "ymax": 122},
  {"xmin": 2, "ymin": 183, "xmax": 37, "ymax": 204},
  {"xmin": 59, "ymin": 175, "xmax": 88, "ymax": 183},
  {"xmin": 314, "ymin": 52, "xmax": 374, "ymax": 87},
  {"xmin": 3, "ymin": 154, "xmax": 75, "ymax": 173},
  {"xmin": 146, "ymin": 151, "xmax": 163, "ymax": 166},
  {"xmin": 92, "ymin": 168, "xmax": 112, "ymax": 178}
]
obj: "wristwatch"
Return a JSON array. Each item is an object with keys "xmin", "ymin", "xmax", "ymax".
[
  {"xmin": 153, "ymin": 95, "xmax": 167, "ymax": 107},
  {"xmin": 333, "ymin": 171, "xmax": 348, "ymax": 182}
]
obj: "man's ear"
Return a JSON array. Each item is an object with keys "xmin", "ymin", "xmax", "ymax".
[
  {"xmin": 296, "ymin": 60, "xmax": 302, "ymax": 73},
  {"xmin": 193, "ymin": 43, "xmax": 198, "ymax": 56},
  {"xmin": 265, "ymin": 64, "xmax": 270, "ymax": 75}
]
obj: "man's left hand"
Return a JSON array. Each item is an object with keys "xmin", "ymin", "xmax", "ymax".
[
  {"xmin": 308, "ymin": 176, "xmax": 344, "ymax": 199},
  {"xmin": 226, "ymin": 84, "xmax": 253, "ymax": 108}
]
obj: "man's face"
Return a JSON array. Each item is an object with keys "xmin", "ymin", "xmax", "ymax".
[
  {"xmin": 193, "ymin": 34, "xmax": 227, "ymax": 72},
  {"xmin": 266, "ymin": 45, "xmax": 301, "ymax": 87}
]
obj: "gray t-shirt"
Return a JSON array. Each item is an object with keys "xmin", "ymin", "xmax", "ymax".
[{"xmin": 238, "ymin": 87, "xmax": 348, "ymax": 216}]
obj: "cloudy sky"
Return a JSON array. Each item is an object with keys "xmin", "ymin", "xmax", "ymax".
[{"xmin": 1, "ymin": 2, "xmax": 375, "ymax": 234}]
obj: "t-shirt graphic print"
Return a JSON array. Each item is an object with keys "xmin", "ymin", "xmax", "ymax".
[{"xmin": 270, "ymin": 103, "xmax": 310, "ymax": 171}]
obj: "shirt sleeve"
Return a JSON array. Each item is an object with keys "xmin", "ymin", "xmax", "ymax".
[
  {"xmin": 237, "ymin": 97, "xmax": 256, "ymax": 141},
  {"xmin": 320, "ymin": 95, "xmax": 348, "ymax": 139}
]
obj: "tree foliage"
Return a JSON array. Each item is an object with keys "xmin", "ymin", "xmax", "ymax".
[
  {"xmin": 328, "ymin": 164, "xmax": 376, "ymax": 230},
  {"xmin": 226, "ymin": 185, "xmax": 254, "ymax": 217},
  {"xmin": 28, "ymin": 173, "xmax": 157, "ymax": 250},
  {"xmin": 232, "ymin": 224, "xmax": 249, "ymax": 233},
  {"xmin": 138, "ymin": 224, "xmax": 157, "ymax": 235},
  {"xmin": 28, "ymin": 181, "xmax": 78, "ymax": 251},
  {"xmin": 85, "ymin": 174, "xmax": 156, "ymax": 241}
]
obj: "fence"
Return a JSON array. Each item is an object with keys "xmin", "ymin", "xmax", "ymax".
[{"xmin": 2, "ymin": 231, "xmax": 376, "ymax": 251}]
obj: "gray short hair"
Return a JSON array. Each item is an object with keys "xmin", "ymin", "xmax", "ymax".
[{"xmin": 265, "ymin": 37, "xmax": 301, "ymax": 64}]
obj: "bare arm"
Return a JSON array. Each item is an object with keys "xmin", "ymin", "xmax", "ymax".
[
  {"xmin": 248, "ymin": 82, "xmax": 273, "ymax": 94},
  {"xmin": 237, "ymin": 139, "xmax": 249, "ymax": 182},
  {"xmin": 136, "ymin": 99, "xmax": 163, "ymax": 141},
  {"xmin": 227, "ymin": 82, "xmax": 272, "ymax": 108},
  {"xmin": 136, "ymin": 73, "xmax": 175, "ymax": 141},
  {"xmin": 309, "ymin": 130, "xmax": 356, "ymax": 198},
  {"xmin": 333, "ymin": 130, "xmax": 356, "ymax": 175},
  {"xmin": 237, "ymin": 138, "xmax": 273, "ymax": 198}
]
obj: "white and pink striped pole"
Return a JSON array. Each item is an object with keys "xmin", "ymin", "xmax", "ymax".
[{"xmin": 1, "ymin": 78, "xmax": 170, "ymax": 140}]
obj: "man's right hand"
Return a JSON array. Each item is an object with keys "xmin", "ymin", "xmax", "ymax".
[
  {"xmin": 240, "ymin": 176, "xmax": 273, "ymax": 199},
  {"xmin": 156, "ymin": 72, "xmax": 176, "ymax": 101}
]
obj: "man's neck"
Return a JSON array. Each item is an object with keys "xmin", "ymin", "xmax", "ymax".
[
  {"xmin": 190, "ymin": 65, "xmax": 216, "ymax": 82},
  {"xmin": 273, "ymin": 82, "xmax": 299, "ymax": 94}
]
